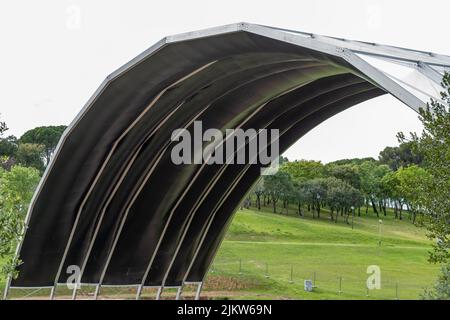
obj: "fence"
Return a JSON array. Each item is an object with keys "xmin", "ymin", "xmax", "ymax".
[
  {"xmin": 204, "ymin": 259, "xmax": 430, "ymax": 300},
  {"xmin": 3, "ymin": 260, "xmax": 430, "ymax": 299}
]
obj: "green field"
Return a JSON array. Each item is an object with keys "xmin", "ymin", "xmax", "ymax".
[
  {"xmin": 0, "ymin": 205, "xmax": 441, "ymax": 300},
  {"xmin": 202, "ymin": 205, "xmax": 440, "ymax": 300}
]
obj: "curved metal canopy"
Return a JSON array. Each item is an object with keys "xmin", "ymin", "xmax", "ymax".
[{"xmin": 6, "ymin": 23, "xmax": 450, "ymax": 299}]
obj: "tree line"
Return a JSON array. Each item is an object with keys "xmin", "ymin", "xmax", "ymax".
[
  {"xmin": 0, "ymin": 122, "xmax": 65, "ymax": 276},
  {"xmin": 0, "ymin": 124, "xmax": 66, "ymax": 172},
  {"xmin": 250, "ymin": 145, "xmax": 427, "ymax": 225}
]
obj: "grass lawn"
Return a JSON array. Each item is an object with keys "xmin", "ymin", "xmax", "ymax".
[
  {"xmin": 1, "ymin": 205, "xmax": 441, "ymax": 300},
  {"xmin": 203, "ymin": 205, "xmax": 441, "ymax": 300}
]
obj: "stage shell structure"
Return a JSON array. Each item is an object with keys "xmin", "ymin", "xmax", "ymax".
[{"xmin": 4, "ymin": 23, "xmax": 450, "ymax": 300}]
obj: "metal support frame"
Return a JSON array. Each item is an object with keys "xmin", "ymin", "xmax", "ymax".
[
  {"xmin": 9, "ymin": 22, "xmax": 450, "ymax": 295},
  {"xmin": 155, "ymin": 286, "xmax": 163, "ymax": 300},
  {"xmin": 416, "ymin": 61, "xmax": 446, "ymax": 85},
  {"xmin": 180, "ymin": 82, "xmax": 375, "ymax": 286},
  {"xmin": 90, "ymin": 60, "xmax": 308, "ymax": 293},
  {"xmin": 2, "ymin": 282, "xmax": 10, "ymax": 300},
  {"xmin": 257, "ymin": 24, "xmax": 450, "ymax": 67},
  {"xmin": 149, "ymin": 81, "xmax": 311, "ymax": 291},
  {"xmin": 94, "ymin": 284, "xmax": 101, "ymax": 300},
  {"xmin": 175, "ymin": 286, "xmax": 183, "ymax": 300},
  {"xmin": 194, "ymin": 282, "xmax": 203, "ymax": 301},
  {"xmin": 135, "ymin": 285, "xmax": 143, "ymax": 300},
  {"xmin": 54, "ymin": 61, "xmax": 216, "ymax": 298}
]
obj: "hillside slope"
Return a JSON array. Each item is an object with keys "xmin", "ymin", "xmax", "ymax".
[{"xmin": 203, "ymin": 206, "xmax": 440, "ymax": 300}]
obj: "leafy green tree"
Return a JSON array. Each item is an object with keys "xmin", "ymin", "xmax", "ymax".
[
  {"xmin": 0, "ymin": 117, "xmax": 18, "ymax": 170},
  {"xmin": 381, "ymin": 171, "xmax": 404, "ymax": 220},
  {"xmin": 302, "ymin": 178, "xmax": 327, "ymax": 219},
  {"xmin": 253, "ymin": 179, "xmax": 265, "ymax": 210},
  {"xmin": 325, "ymin": 177, "xmax": 363, "ymax": 223},
  {"xmin": 281, "ymin": 159, "xmax": 325, "ymax": 183},
  {"xmin": 293, "ymin": 182, "xmax": 308, "ymax": 216},
  {"xmin": 0, "ymin": 135, "xmax": 18, "ymax": 158},
  {"xmin": 421, "ymin": 263, "xmax": 450, "ymax": 300},
  {"xmin": 379, "ymin": 141, "xmax": 423, "ymax": 171},
  {"xmin": 327, "ymin": 157, "xmax": 376, "ymax": 166},
  {"xmin": 264, "ymin": 171, "xmax": 294, "ymax": 213},
  {"xmin": 358, "ymin": 161, "xmax": 391, "ymax": 216},
  {"xmin": 399, "ymin": 73, "xmax": 450, "ymax": 264},
  {"xmin": 396, "ymin": 165, "xmax": 431, "ymax": 224},
  {"xmin": 15, "ymin": 143, "xmax": 45, "ymax": 171},
  {"xmin": 19, "ymin": 125, "xmax": 66, "ymax": 166},
  {"xmin": 0, "ymin": 115, "xmax": 7, "ymax": 136},
  {"xmin": 0, "ymin": 166, "xmax": 41, "ymax": 278},
  {"xmin": 325, "ymin": 163, "xmax": 361, "ymax": 189}
]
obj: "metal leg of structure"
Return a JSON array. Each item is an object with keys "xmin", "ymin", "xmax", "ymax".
[
  {"xmin": 94, "ymin": 284, "xmax": 101, "ymax": 300},
  {"xmin": 135, "ymin": 285, "xmax": 143, "ymax": 300},
  {"xmin": 194, "ymin": 282, "xmax": 203, "ymax": 300},
  {"xmin": 49, "ymin": 286, "xmax": 56, "ymax": 300},
  {"xmin": 2, "ymin": 276, "xmax": 11, "ymax": 300},
  {"xmin": 71, "ymin": 285, "xmax": 78, "ymax": 300},
  {"xmin": 156, "ymin": 286, "xmax": 163, "ymax": 300},
  {"xmin": 175, "ymin": 286, "xmax": 183, "ymax": 300}
]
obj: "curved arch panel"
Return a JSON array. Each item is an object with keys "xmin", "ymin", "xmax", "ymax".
[{"xmin": 8, "ymin": 23, "xmax": 448, "ymax": 295}]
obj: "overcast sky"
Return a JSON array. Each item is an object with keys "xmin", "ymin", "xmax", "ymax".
[{"xmin": 1, "ymin": 0, "xmax": 448, "ymax": 163}]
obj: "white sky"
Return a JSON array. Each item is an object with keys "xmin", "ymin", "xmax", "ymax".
[{"xmin": 0, "ymin": 0, "xmax": 448, "ymax": 163}]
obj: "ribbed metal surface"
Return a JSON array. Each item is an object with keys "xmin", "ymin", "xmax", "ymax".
[{"xmin": 12, "ymin": 22, "xmax": 445, "ymax": 292}]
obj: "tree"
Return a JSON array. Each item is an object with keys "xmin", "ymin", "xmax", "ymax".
[
  {"xmin": 253, "ymin": 178, "xmax": 265, "ymax": 210},
  {"xmin": 0, "ymin": 115, "xmax": 7, "ymax": 136},
  {"xmin": 325, "ymin": 177, "xmax": 363, "ymax": 223},
  {"xmin": 281, "ymin": 159, "xmax": 325, "ymax": 183},
  {"xmin": 327, "ymin": 157, "xmax": 376, "ymax": 166},
  {"xmin": 395, "ymin": 165, "xmax": 431, "ymax": 224},
  {"xmin": 0, "ymin": 135, "xmax": 18, "ymax": 158},
  {"xmin": 421, "ymin": 263, "xmax": 450, "ymax": 300},
  {"xmin": 325, "ymin": 163, "xmax": 361, "ymax": 189},
  {"xmin": 15, "ymin": 143, "xmax": 45, "ymax": 171},
  {"xmin": 264, "ymin": 171, "xmax": 294, "ymax": 213},
  {"xmin": 0, "ymin": 166, "xmax": 41, "ymax": 278},
  {"xmin": 19, "ymin": 125, "xmax": 66, "ymax": 166},
  {"xmin": 293, "ymin": 182, "xmax": 308, "ymax": 216},
  {"xmin": 358, "ymin": 161, "xmax": 391, "ymax": 216},
  {"xmin": 379, "ymin": 141, "xmax": 423, "ymax": 171},
  {"xmin": 0, "ymin": 116, "xmax": 18, "ymax": 170},
  {"xmin": 398, "ymin": 73, "xmax": 450, "ymax": 265},
  {"xmin": 302, "ymin": 178, "xmax": 327, "ymax": 219},
  {"xmin": 381, "ymin": 171, "xmax": 404, "ymax": 220}
]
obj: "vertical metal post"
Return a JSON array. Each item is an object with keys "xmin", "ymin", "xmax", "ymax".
[
  {"xmin": 2, "ymin": 278, "xmax": 10, "ymax": 300},
  {"xmin": 176, "ymin": 286, "xmax": 183, "ymax": 300},
  {"xmin": 71, "ymin": 286, "xmax": 78, "ymax": 300},
  {"xmin": 135, "ymin": 285, "xmax": 143, "ymax": 300},
  {"xmin": 194, "ymin": 282, "xmax": 203, "ymax": 300},
  {"xmin": 156, "ymin": 286, "xmax": 163, "ymax": 300},
  {"xmin": 289, "ymin": 266, "xmax": 293, "ymax": 283},
  {"xmin": 338, "ymin": 276, "xmax": 342, "ymax": 294},
  {"xmin": 313, "ymin": 271, "xmax": 316, "ymax": 287},
  {"xmin": 94, "ymin": 284, "xmax": 101, "ymax": 300},
  {"xmin": 49, "ymin": 286, "xmax": 56, "ymax": 300},
  {"xmin": 378, "ymin": 220, "xmax": 382, "ymax": 247}
]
